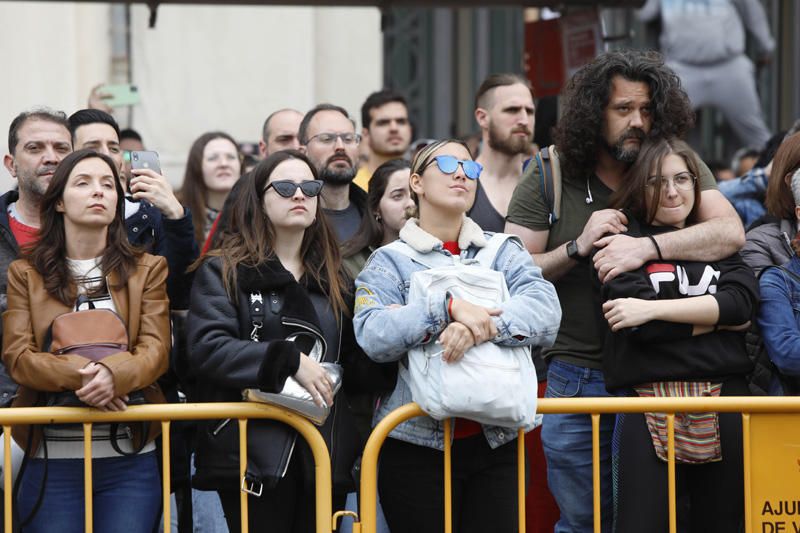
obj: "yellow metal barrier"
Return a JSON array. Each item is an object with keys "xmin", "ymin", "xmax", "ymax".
[
  {"xmin": 6, "ymin": 396, "xmax": 800, "ymax": 533},
  {"xmin": 355, "ymin": 397, "xmax": 800, "ymax": 533},
  {"xmin": 0, "ymin": 403, "xmax": 333, "ymax": 533}
]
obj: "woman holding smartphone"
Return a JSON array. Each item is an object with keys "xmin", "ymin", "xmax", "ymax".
[
  {"xmin": 596, "ymin": 138, "xmax": 757, "ymax": 532},
  {"xmin": 3, "ymin": 149, "xmax": 170, "ymax": 532},
  {"xmin": 187, "ymin": 150, "xmax": 362, "ymax": 533},
  {"xmin": 353, "ymin": 139, "xmax": 560, "ymax": 533}
]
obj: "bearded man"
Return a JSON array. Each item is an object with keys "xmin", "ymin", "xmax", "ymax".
[{"xmin": 504, "ymin": 50, "xmax": 744, "ymax": 532}]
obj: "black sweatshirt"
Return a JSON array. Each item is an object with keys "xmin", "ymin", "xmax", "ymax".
[{"xmin": 593, "ymin": 220, "xmax": 758, "ymax": 390}]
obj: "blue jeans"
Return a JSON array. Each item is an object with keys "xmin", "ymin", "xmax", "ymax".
[
  {"xmin": 541, "ymin": 360, "xmax": 614, "ymax": 533},
  {"xmin": 18, "ymin": 451, "xmax": 161, "ymax": 533}
]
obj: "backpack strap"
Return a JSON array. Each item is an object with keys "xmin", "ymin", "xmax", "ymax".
[{"xmin": 535, "ymin": 146, "xmax": 562, "ymax": 227}]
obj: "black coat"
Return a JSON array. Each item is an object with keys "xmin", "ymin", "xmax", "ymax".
[
  {"xmin": 593, "ymin": 219, "xmax": 758, "ymax": 390},
  {"xmin": 187, "ymin": 257, "xmax": 364, "ymax": 492}
]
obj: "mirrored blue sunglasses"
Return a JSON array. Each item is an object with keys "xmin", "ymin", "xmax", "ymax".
[{"xmin": 425, "ymin": 155, "xmax": 483, "ymax": 180}]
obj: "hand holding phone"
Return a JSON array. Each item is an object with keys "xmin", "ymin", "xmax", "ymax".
[
  {"xmin": 130, "ymin": 150, "xmax": 162, "ymax": 175},
  {"xmin": 129, "ymin": 151, "xmax": 184, "ymax": 220}
]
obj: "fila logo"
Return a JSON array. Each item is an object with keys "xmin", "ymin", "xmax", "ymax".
[{"xmin": 645, "ymin": 263, "xmax": 719, "ymax": 296}]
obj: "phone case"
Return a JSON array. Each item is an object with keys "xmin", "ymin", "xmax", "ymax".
[
  {"xmin": 102, "ymin": 84, "xmax": 140, "ymax": 107},
  {"xmin": 130, "ymin": 151, "xmax": 162, "ymax": 175}
]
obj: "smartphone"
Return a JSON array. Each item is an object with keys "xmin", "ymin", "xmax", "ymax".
[
  {"xmin": 101, "ymin": 84, "xmax": 140, "ymax": 107},
  {"xmin": 130, "ymin": 150, "xmax": 162, "ymax": 175}
]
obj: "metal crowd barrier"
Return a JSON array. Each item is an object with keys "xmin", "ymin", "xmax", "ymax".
[
  {"xmin": 0, "ymin": 403, "xmax": 333, "ymax": 533},
  {"xmin": 3, "ymin": 397, "xmax": 798, "ymax": 533},
  {"xmin": 355, "ymin": 397, "xmax": 800, "ymax": 533}
]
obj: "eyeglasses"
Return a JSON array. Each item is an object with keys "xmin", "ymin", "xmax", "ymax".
[
  {"xmin": 265, "ymin": 180, "xmax": 324, "ymax": 198},
  {"xmin": 306, "ymin": 132, "xmax": 361, "ymax": 146},
  {"xmin": 423, "ymin": 155, "xmax": 483, "ymax": 180},
  {"xmin": 645, "ymin": 172, "xmax": 696, "ymax": 192}
]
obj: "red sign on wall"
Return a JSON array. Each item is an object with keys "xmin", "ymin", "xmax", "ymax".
[{"xmin": 525, "ymin": 9, "xmax": 602, "ymax": 98}]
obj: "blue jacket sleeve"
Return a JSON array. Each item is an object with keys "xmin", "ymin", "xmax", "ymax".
[
  {"xmin": 490, "ymin": 238, "xmax": 561, "ymax": 347},
  {"xmin": 353, "ymin": 251, "xmax": 450, "ymax": 363},
  {"xmin": 757, "ymin": 269, "xmax": 800, "ymax": 377}
]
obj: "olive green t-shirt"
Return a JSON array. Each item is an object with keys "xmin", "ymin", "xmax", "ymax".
[{"xmin": 506, "ymin": 155, "xmax": 717, "ymax": 369}]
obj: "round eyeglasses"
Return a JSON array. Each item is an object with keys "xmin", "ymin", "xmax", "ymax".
[{"xmin": 645, "ymin": 172, "xmax": 696, "ymax": 192}]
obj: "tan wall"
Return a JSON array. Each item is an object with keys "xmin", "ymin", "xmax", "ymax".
[{"xmin": 0, "ymin": 2, "xmax": 382, "ymax": 192}]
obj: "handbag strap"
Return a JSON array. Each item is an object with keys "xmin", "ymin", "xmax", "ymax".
[
  {"xmin": 248, "ymin": 290, "xmax": 337, "ymax": 363},
  {"xmin": 75, "ymin": 293, "xmax": 96, "ymax": 311},
  {"xmin": 248, "ymin": 292, "xmax": 265, "ymax": 342}
]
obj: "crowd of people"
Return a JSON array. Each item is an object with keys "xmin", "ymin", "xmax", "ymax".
[{"xmin": 0, "ymin": 45, "xmax": 798, "ymax": 533}]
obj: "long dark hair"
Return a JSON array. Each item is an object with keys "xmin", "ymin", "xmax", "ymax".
[
  {"xmin": 765, "ymin": 132, "xmax": 800, "ymax": 220},
  {"xmin": 553, "ymin": 50, "xmax": 694, "ymax": 183},
  {"xmin": 26, "ymin": 149, "xmax": 140, "ymax": 306},
  {"xmin": 342, "ymin": 159, "xmax": 410, "ymax": 258},
  {"xmin": 206, "ymin": 150, "xmax": 350, "ymax": 318},
  {"xmin": 611, "ymin": 137, "xmax": 702, "ymax": 226},
  {"xmin": 177, "ymin": 131, "xmax": 241, "ymax": 248}
]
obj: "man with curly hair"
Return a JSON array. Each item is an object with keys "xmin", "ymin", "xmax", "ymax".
[{"xmin": 505, "ymin": 49, "xmax": 744, "ymax": 532}]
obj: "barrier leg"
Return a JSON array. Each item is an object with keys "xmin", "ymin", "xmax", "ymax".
[
  {"xmin": 239, "ymin": 419, "xmax": 249, "ymax": 533},
  {"xmin": 666, "ymin": 414, "xmax": 676, "ymax": 533},
  {"xmin": 3, "ymin": 426, "xmax": 11, "ymax": 533},
  {"xmin": 591, "ymin": 414, "xmax": 600, "ymax": 533},
  {"xmin": 743, "ymin": 413, "xmax": 751, "ymax": 533},
  {"xmin": 161, "ymin": 421, "xmax": 171, "ymax": 532},
  {"xmin": 84, "ymin": 422, "xmax": 93, "ymax": 533},
  {"xmin": 517, "ymin": 428, "xmax": 526, "ymax": 533},
  {"xmin": 443, "ymin": 419, "xmax": 452, "ymax": 533}
]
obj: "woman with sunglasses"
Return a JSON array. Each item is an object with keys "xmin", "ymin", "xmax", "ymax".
[
  {"xmin": 187, "ymin": 150, "xmax": 362, "ymax": 533},
  {"xmin": 595, "ymin": 138, "xmax": 756, "ymax": 532},
  {"xmin": 353, "ymin": 139, "xmax": 560, "ymax": 533},
  {"xmin": 3, "ymin": 149, "xmax": 170, "ymax": 532}
]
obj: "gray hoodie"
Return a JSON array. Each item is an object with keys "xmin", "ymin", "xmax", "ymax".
[{"xmin": 638, "ymin": 0, "xmax": 775, "ymax": 65}]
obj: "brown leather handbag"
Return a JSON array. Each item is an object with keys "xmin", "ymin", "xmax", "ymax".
[
  {"xmin": 48, "ymin": 298, "xmax": 129, "ymax": 361},
  {"xmin": 42, "ymin": 295, "xmax": 163, "ymax": 452}
]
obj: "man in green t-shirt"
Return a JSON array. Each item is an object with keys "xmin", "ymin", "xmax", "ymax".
[{"xmin": 505, "ymin": 50, "xmax": 744, "ymax": 533}]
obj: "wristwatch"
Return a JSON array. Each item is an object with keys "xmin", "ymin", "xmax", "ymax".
[{"xmin": 566, "ymin": 240, "xmax": 586, "ymax": 262}]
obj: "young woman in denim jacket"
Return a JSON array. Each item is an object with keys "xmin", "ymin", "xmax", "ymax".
[
  {"xmin": 595, "ymin": 138, "xmax": 757, "ymax": 532},
  {"xmin": 3, "ymin": 150, "xmax": 170, "ymax": 532},
  {"xmin": 353, "ymin": 139, "xmax": 561, "ymax": 533},
  {"xmin": 756, "ymin": 138, "xmax": 800, "ymax": 395}
]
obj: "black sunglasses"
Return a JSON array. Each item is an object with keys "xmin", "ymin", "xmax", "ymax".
[{"xmin": 265, "ymin": 180, "xmax": 324, "ymax": 198}]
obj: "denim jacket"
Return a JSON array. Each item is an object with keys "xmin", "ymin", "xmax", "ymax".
[
  {"xmin": 353, "ymin": 217, "xmax": 561, "ymax": 450},
  {"xmin": 757, "ymin": 255, "xmax": 800, "ymax": 394}
]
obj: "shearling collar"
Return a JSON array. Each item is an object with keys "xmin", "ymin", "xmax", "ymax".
[{"xmin": 399, "ymin": 216, "xmax": 487, "ymax": 253}]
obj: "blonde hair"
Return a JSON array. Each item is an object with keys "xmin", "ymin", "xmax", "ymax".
[{"xmin": 408, "ymin": 139, "xmax": 474, "ymax": 215}]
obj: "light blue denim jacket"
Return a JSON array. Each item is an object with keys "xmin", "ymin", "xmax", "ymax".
[
  {"xmin": 353, "ymin": 217, "xmax": 561, "ymax": 450},
  {"xmin": 757, "ymin": 255, "xmax": 800, "ymax": 395}
]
